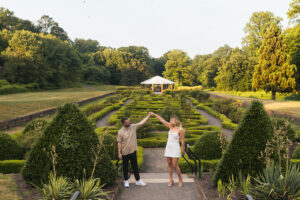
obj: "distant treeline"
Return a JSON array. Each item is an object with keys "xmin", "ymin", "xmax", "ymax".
[{"xmin": 0, "ymin": 1, "xmax": 299, "ymax": 99}]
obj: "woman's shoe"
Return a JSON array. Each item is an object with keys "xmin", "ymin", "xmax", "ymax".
[
  {"xmin": 178, "ymin": 181, "xmax": 183, "ymax": 187},
  {"xmin": 168, "ymin": 180, "xmax": 174, "ymax": 187}
]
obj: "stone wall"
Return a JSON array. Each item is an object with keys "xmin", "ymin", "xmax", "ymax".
[{"xmin": 0, "ymin": 92, "xmax": 116, "ymax": 131}]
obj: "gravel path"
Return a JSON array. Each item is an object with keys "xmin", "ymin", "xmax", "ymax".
[
  {"xmin": 141, "ymin": 148, "xmax": 168, "ymax": 173},
  {"xmin": 187, "ymin": 99, "xmax": 234, "ymax": 140},
  {"xmin": 95, "ymin": 99, "xmax": 132, "ymax": 128}
]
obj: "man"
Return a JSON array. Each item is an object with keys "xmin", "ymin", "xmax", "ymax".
[{"xmin": 117, "ymin": 113, "xmax": 151, "ymax": 188}]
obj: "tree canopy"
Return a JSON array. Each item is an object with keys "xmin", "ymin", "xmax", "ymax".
[
  {"xmin": 162, "ymin": 50, "xmax": 192, "ymax": 86},
  {"xmin": 252, "ymin": 24, "xmax": 297, "ymax": 100}
]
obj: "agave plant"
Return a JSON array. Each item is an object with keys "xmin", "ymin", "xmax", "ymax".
[
  {"xmin": 40, "ymin": 172, "xmax": 73, "ymax": 200},
  {"xmin": 74, "ymin": 177, "xmax": 109, "ymax": 200},
  {"xmin": 250, "ymin": 161, "xmax": 300, "ymax": 200}
]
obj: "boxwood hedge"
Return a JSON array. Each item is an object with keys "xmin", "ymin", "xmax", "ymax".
[
  {"xmin": 0, "ymin": 132, "xmax": 24, "ymax": 160},
  {"xmin": 22, "ymin": 103, "xmax": 117, "ymax": 187}
]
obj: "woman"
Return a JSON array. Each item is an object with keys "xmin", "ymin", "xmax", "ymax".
[{"xmin": 149, "ymin": 112, "xmax": 185, "ymax": 187}]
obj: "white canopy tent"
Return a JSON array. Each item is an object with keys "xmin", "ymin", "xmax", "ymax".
[{"xmin": 140, "ymin": 75, "xmax": 175, "ymax": 92}]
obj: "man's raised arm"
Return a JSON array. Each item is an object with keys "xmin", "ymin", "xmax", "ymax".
[{"xmin": 135, "ymin": 113, "xmax": 151, "ymax": 128}]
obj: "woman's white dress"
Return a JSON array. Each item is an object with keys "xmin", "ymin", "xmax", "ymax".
[{"xmin": 164, "ymin": 130, "xmax": 181, "ymax": 158}]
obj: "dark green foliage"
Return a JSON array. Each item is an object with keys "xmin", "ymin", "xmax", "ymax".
[
  {"xmin": 0, "ymin": 132, "xmax": 24, "ymax": 160},
  {"xmin": 21, "ymin": 103, "xmax": 117, "ymax": 187},
  {"xmin": 101, "ymin": 134, "xmax": 118, "ymax": 160},
  {"xmin": 194, "ymin": 133, "xmax": 224, "ymax": 160},
  {"xmin": 82, "ymin": 65, "xmax": 110, "ymax": 84},
  {"xmin": 212, "ymin": 98, "xmax": 244, "ymax": 124},
  {"xmin": 17, "ymin": 119, "xmax": 48, "ymax": 153},
  {"xmin": 293, "ymin": 144, "xmax": 300, "ymax": 159},
  {"xmin": 213, "ymin": 100, "xmax": 273, "ymax": 184},
  {"xmin": 0, "ymin": 82, "xmax": 39, "ymax": 95},
  {"xmin": 23, "ymin": 119, "xmax": 48, "ymax": 134},
  {"xmin": 190, "ymin": 90, "xmax": 210, "ymax": 102},
  {"xmin": 136, "ymin": 120, "xmax": 152, "ymax": 139},
  {"xmin": 161, "ymin": 106, "xmax": 181, "ymax": 121}
]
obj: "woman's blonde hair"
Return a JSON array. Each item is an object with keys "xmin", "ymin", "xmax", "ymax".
[{"xmin": 170, "ymin": 115, "xmax": 182, "ymax": 128}]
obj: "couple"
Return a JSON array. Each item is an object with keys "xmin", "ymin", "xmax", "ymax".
[{"xmin": 117, "ymin": 112, "xmax": 185, "ymax": 188}]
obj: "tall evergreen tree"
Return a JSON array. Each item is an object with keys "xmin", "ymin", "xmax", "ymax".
[{"xmin": 252, "ymin": 24, "xmax": 297, "ymax": 100}]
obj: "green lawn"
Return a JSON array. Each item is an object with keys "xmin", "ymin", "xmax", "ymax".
[
  {"xmin": 0, "ymin": 85, "xmax": 117, "ymax": 122},
  {"xmin": 210, "ymin": 90, "xmax": 291, "ymax": 100}
]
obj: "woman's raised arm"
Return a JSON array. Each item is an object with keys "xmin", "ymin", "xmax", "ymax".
[{"xmin": 150, "ymin": 112, "xmax": 170, "ymax": 128}]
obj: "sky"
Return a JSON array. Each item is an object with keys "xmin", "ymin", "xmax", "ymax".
[{"xmin": 0, "ymin": 0, "xmax": 292, "ymax": 58}]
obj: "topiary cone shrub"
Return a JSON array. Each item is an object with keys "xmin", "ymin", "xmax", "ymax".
[
  {"xmin": 0, "ymin": 132, "xmax": 24, "ymax": 160},
  {"xmin": 193, "ymin": 132, "xmax": 224, "ymax": 160},
  {"xmin": 213, "ymin": 100, "xmax": 273, "ymax": 185},
  {"xmin": 21, "ymin": 103, "xmax": 117, "ymax": 187}
]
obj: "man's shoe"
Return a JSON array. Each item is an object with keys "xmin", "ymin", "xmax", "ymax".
[
  {"xmin": 124, "ymin": 180, "xmax": 129, "ymax": 188},
  {"xmin": 136, "ymin": 179, "xmax": 147, "ymax": 186}
]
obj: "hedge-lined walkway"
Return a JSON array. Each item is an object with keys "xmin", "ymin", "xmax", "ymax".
[
  {"xmin": 187, "ymin": 99, "xmax": 234, "ymax": 140},
  {"xmin": 95, "ymin": 99, "xmax": 132, "ymax": 127}
]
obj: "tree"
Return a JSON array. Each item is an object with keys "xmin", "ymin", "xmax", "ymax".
[
  {"xmin": 1, "ymin": 30, "xmax": 82, "ymax": 88},
  {"xmin": 91, "ymin": 46, "xmax": 152, "ymax": 85},
  {"xmin": 163, "ymin": 49, "xmax": 192, "ymax": 86},
  {"xmin": 213, "ymin": 101, "xmax": 273, "ymax": 184},
  {"xmin": 284, "ymin": 25, "xmax": 300, "ymax": 90},
  {"xmin": 191, "ymin": 54, "xmax": 211, "ymax": 86},
  {"xmin": 242, "ymin": 11, "xmax": 282, "ymax": 58},
  {"xmin": 37, "ymin": 15, "xmax": 69, "ymax": 41},
  {"xmin": 214, "ymin": 48, "xmax": 254, "ymax": 91},
  {"xmin": 0, "ymin": 7, "xmax": 38, "ymax": 32},
  {"xmin": 73, "ymin": 38, "xmax": 100, "ymax": 54},
  {"xmin": 252, "ymin": 24, "xmax": 297, "ymax": 100},
  {"xmin": 82, "ymin": 65, "xmax": 110, "ymax": 83},
  {"xmin": 192, "ymin": 45, "xmax": 232, "ymax": 88},
  {"xmin": 149, "ymin": 57, "xmax": 165, "ymax": 76},
  {"xmin": 287, "ymin": 0, "xmax": 300, "ymax": 24}
]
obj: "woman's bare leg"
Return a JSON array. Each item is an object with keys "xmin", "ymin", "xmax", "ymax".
[
  {"xmin": 166, "ymin": 157, "xmax": 173, "ymax": 186},
  {"xmin": 172, "ymin": 158, "xmax": 183, "ymax": 186}
]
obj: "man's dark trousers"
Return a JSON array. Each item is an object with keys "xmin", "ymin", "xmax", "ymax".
[{"xmin": 122, "ymin": 151, "xmax": 140, "ymax": 181}]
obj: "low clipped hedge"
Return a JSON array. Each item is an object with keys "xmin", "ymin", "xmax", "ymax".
[
  {"xmin": 186, "ymin": 130, "xmax": 219, "ymax": 135},
  {"xmin": 0, "ymin": 160, "xmax": 26, "ymax": 173},
  {"xmin": 292, "ymin": 144, "xmax": 300, "ymax": 159},
  {"xmin": 193, "ymin": 132, "xmax": 224, "ymax": 160},
  {"xmin": 290, "ymin": 159, "xmax": 300, "ymax": 167},
  {"xmin": 113, "ymin": 146, "xmax": 144, "ymax": 171},
  {"xmin": 88, "ymin": 103, "xmax": 122, "ymax": 122},
  {"xmin": 196, "ymin": 104, "xmax": 237, "ymax": 130},
  {"xmin": 95, "ymin": 127, "xmax": 119, "ymax": 136},
  {"xmin": 81, "ymin": 99, "xmax": 107, "ymax": 115},
  {"xmin": 178, "ymin": 158, "xmax": 220, "ymax": 173},
  {"xmin": 186, "ymin": 125, "xmax": 221, "ymax": 132},
  {"xmin": 138, "ymin": 138, "xmax": 167, "ymax": 148}
]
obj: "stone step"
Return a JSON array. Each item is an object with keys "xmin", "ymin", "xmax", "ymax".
[{"xmin": 128, "ymin": 173, "xmax": 194, "ymax": 183}]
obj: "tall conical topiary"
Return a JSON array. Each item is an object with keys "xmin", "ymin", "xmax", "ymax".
[
  {"xmin": 21, "ymin": 103, "xmax": 117, "ymax": 186},
  {"xmin": 213, "ymin": 100, "xmax": 273, "ymax": 184}
]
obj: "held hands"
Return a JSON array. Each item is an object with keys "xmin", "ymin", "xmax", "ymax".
[{"xmin": 149, "ymin": 112, "xmax": 155, "ymax": 117}]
